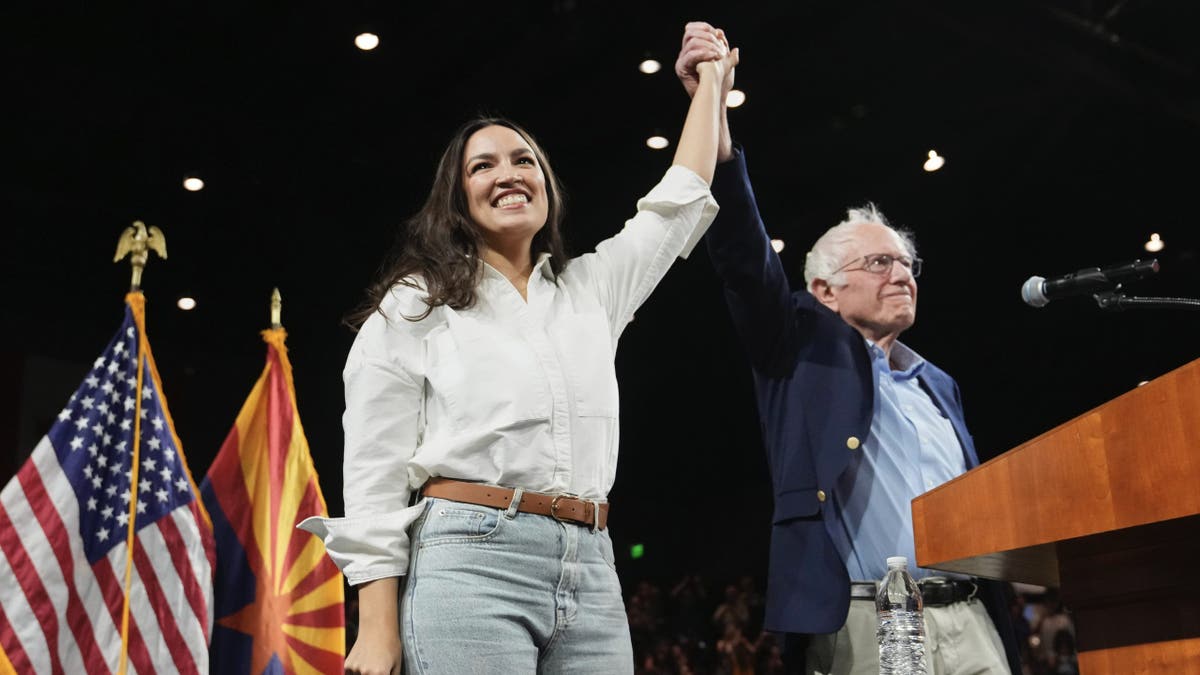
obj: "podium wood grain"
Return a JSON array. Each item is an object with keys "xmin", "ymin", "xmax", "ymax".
[{"xmin": 912, "ymin": 357, "xmax": 1200, "ymax": 674}]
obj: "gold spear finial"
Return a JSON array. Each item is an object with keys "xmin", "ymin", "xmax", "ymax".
[
  {"xmin": 113, "ymin": 221, "xmax": 167, "ymax": 292},
  {"xmin": 270, "ymin": 288, "xmax": 282, "ymax": 328}
]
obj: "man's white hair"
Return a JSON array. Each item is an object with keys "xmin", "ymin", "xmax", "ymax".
[{"xmin": 802, "ymin": 203, "xmax": 917, "ymax": 291}]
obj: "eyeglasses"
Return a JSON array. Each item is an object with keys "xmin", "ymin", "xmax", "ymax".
[{"xmin": 834, "ymin": 253, "xmax": 922, "ymax": 278}]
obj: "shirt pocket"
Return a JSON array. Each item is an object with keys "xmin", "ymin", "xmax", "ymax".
[
  {"xmin": 554, "ymin": 311, "xmax": 621, "ymax": 487},
  {"xmin": 423, "ymin": 324, "xmax": 552, "ymax": 430}
]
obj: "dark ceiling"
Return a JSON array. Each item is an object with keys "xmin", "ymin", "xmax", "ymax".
[{"xmin": 4, "ymin": 0, "xmax": 1199, "ymax": 578}]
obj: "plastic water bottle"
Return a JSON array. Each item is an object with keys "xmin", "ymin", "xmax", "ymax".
[{"xmin": 876, "ymin": 556, "xmax": 928, "ymax": 674}]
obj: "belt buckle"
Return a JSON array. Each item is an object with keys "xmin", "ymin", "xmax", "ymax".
[
  {"xmin": 550, "ymin": 495, "xmax": 569, "ymax": 523},
  {"xmin": 918, "ymin": 577, "xmax": 948, "ymax": 606}
]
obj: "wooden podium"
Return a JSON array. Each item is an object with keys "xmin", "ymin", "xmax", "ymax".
[{"xmin": 913, "ymin": 357, "xmax": 1200, "ymax": 674}]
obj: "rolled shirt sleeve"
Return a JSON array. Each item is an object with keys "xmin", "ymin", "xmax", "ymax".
[
  {"xmin": 297, "ymin": 166, "xmax": 717, "ymax": 583},
  {"xmin": 298, "ymin": 310, "xmax": 426, "ymax": 585},
  {"xmin": 576, "ymin": 164, "xmax": 719, "ymax": 337}
]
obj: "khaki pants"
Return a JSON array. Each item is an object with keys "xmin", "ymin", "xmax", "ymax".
[{"xmin": 805, "ymin": 597, "xmax": 1010, "ymax": 675}]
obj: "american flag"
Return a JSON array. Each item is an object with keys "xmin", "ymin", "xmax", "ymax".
[{"xmin": 0, "ymin": 294, "xmax": 215, "ymax": 674}]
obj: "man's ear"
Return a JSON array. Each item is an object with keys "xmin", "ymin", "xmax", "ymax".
[{"xmin": 811, "ymin": 279, "xmax": 839, "ymax": 312}]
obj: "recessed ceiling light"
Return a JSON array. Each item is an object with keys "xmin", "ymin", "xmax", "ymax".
[
  {"xmin": 177, "ymin": 297, "xmax": 197, "ymax": 311},
  {"xmin": 923, "ymin": 150, "xmax": 945, "ymax": 172},
  {"xmin": 646, "ymin": 135, "xmax": 669, "ymax": 150},
  {"xmin": 639, "ymin": 59, "xmax": 661, "ymax": 74},
  {"xmin": 182, "ymin": 176, "xmax": 204, "ymax": 192},
  {"xmin": 726, "ymin": 89, "xmax": 746, "ymax": 108},
  {"xmin": 771, "ymin": 239, "xmax": 785, "ymax": 253},
  {"xmin": 355, "ymin": 33, "xmax": 379, "ymax": 51},
  {"xmin": 1144, "ymin": 233, "xmax": 1164, "ymax": 253}
]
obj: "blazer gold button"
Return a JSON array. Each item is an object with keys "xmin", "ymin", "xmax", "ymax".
[
  {"xmin": 846, "ymin": 436, "xmax": 860, "ymax": 450},
  {"xmin": 817, "ymin": 490, "xmax": 826, "ymax": 502}
]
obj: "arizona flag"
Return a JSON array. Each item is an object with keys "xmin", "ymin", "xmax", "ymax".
[
  {"xmin": 200, "ymin": 327, "xmax": 344, "ymax": 674},
  {"xmin": 0, "ymin": 292, "xmax": 215, "ymax": 674}
]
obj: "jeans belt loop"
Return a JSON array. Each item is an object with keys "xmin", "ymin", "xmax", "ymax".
[
  {"xmin": 504, "ymin": 487, "xmax": 524, "ymax": 520},
  {"xmin": 589, "ymin": 500, "xmax": 601, "ymax": 532}
]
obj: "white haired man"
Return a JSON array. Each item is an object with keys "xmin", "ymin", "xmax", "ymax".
[{"xmin": 676, "ymin": 21, "xmax": 1021, "ymax": 675}]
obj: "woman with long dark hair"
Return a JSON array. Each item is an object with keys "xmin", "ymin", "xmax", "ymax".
[{"xmin": 302, "ymin": 31, "xmax": 739, "ymax": 675}]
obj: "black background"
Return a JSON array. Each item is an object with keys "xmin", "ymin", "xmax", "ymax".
[{"xmin": 4, "ymin": 0, "xmax": 1199, "ymax": 582}]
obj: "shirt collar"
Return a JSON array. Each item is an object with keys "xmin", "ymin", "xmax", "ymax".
[
  {"xmin": 478, "ymin": 252, "xmax": 555, "ymax": 282},
  {"xmin": 865, "ymin": 338, "xmax": 926, "ymax": 379},
  {"xmin": 534, "ymin": 252, "xmax": 555, "ymax": 280}
]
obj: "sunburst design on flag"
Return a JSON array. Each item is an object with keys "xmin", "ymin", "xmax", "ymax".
[{"xmin": 202, "ymin": 328, "xmax": 344, "ymax": 675}]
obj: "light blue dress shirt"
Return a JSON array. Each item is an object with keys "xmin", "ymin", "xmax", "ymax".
[{"xmin": 828, "ymin": 339, "xmax": 968, "ymax": 582}]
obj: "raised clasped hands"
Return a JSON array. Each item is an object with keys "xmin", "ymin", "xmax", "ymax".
[{"xmin": 676, "ymin": 21, "xmax": 739, "ymax": 99}]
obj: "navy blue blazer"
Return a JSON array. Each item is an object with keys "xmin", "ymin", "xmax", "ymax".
[{"xmin": 707, "ymin": 149, "xmax": 1020, "ymax": 672}]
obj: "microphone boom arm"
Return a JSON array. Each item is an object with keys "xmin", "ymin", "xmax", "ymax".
[{"xmin": 1093, "ymin": 291, "xmax": 1200, "ymax": 312}]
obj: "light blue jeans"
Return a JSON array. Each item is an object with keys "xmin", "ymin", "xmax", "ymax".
[{"xmin": 400, "ymin": 496, "xmax": 633, "ymax": 674}]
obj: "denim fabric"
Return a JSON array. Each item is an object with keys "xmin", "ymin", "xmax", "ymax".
[{"xmin": 401, "ymin": 498, "xmax": 633, "ymax": 674}]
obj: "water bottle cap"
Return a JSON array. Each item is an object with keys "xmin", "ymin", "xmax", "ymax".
[{"xmin": 886, "ymin": 556, "xmax": 907, "ymax": 568}]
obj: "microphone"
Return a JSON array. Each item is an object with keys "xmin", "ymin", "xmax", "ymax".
[{"xmin": 1021, "ymin": 259, "xmax": 1159, "ymax": 307}]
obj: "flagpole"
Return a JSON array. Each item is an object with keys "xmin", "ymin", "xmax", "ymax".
[
  {"xmin": 112, "ymin": 222, "xmax": 167, "ymax": 675},
  {"xmin": 117, "ymin": 306, "xmax": 146, "ymax": 675},
  {"xmin": 271, "ymin": 287, "xmax": 282, "ymax": 329},
  {"xmin": 265, "ymin": 288, "xmax": 285, "ymax": 587}
]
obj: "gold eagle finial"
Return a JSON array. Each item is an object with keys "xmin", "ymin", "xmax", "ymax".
[{"xmin": 113, "ymin": 221, "xmax": 167, "ymax": 291}]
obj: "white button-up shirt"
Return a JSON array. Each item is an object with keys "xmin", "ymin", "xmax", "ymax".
[{"xmin": 300, "ymin": 165, "xmax": 718, "ymax": 585}]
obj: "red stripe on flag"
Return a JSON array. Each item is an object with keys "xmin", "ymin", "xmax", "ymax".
[
  {"xmin": 286, "ymin": 603, "xmax": 346, "ymax": 628},
  {"xmin": 284, "ymin": 555, "xmax": 342, "ymax": 607},
  {"xmin": 208, "ymin": 427, "xmax": 260, "ymax": 562},
  {"xmin": 92, "ymin": 558, "xmax": 154, "ymax": 675},
  {"xmin": 279, "ymin": 479, "xmax": 345, "ymax": 607},
  {"xmin": 187, "ymin": 498, "xmax": 217, "ymax": 575},
  {"xmin": 131, "ymin": 539, "xmax": 199, "ymax": 675},
  {"xmin": 156, "ymin": 516, "xmax": 210, "ymax": 640},
  {"xmin": 0, "ymin": 498, "xmax": 65, "ymax": 675},
  {"xmin": 266, "ymin": 347, "xmax": 294, "ymax": 579},
  {"xmin": 285, "ymin": 632, "xmax": 343, "ymax": 674},
  {"xmin": 282, "ymin": 479, "xmax": 323, "ymax": 559},
  {"xmin": 0, "ymin": 597, "xmax": 33, "ymax": 675},
  {"xmin": 18, "ymin": 462, "xmax": 108, "ymax": 673}
]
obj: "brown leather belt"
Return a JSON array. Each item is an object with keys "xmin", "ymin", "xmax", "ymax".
[{"xmin": 421, "ymin": 478, "xmax": 609, "ymax": 530}]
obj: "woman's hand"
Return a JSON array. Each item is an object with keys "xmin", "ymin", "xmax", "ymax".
[
  {"xmin": 344, "ymin": 629, "xmax": 402, "ymax": 675},
  {"xmin": 695, "ymin": 41, "xmax": 739, "ymax": 96},
  {"xmin": 679, "ymin": 23, "xmax": 738, "ymax": 162},
  {"xmin": 678, "ymin": 23, "xmax": 738, "ymax": 100},
  {"xmin": 676, "ymin": 22, "xmax": 728, "ymax": 96},
  {"xmin": 672, "ymin": 24, "xmax": 739, "ymax": 181},
  {"xmin": 345, "ymin": 578, "xmax": 403, "ymax": 675}
]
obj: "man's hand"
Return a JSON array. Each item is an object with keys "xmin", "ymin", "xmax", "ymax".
[
  {"xmin": 676, "ymin": 21, "xmax": 738, "ymax": 162},
  {"xmin": 675, "ymin": 21, "xmax": 730, "ymax": 99}
]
